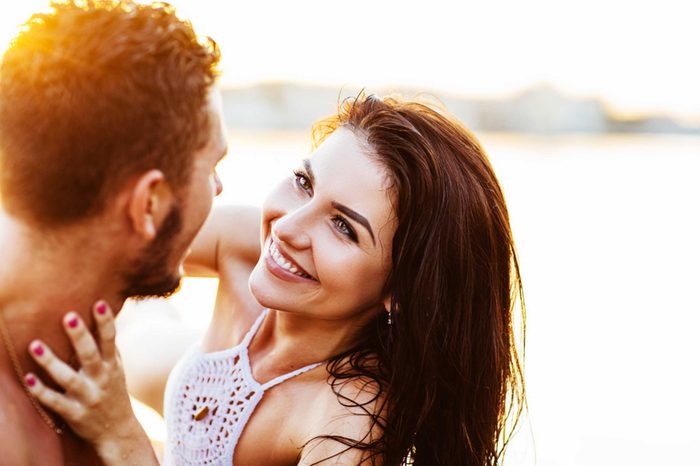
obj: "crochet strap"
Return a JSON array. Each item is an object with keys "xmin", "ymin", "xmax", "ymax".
[
  {"xmin": 261, "ymin": 361, "xmax": 323, "ymax": 390},
  {"xmin": 241, "ymin": 308, "xmax": 269, "ymax": 349},
  {"xmin": 242, "ymin": 308, "xmax": 323, "ymax": 390}
]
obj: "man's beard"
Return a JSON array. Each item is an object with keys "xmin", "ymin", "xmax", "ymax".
[{"xmin": 120, "ymin": 206, "xmax": 185, "ymax": 300}]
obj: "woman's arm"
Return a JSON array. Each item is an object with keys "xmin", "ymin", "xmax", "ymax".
[
  {"xmin": 184, "ymin": 205, "xmax": 261, "ymax": 277},
  {"xmin": 25, "ymin": 302, "xmax": 159, "ymax": 466}
]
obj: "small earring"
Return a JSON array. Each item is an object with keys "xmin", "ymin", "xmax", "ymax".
[{"xmin": 387, "ymin": 309, "xmax": 392, "ymax": 326}]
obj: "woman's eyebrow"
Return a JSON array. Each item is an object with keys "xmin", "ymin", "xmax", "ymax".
[
  {"xmin": 305, "ymin": 157, "xmax": 376, "ymax": 245},
  {"xmin": 331, "ymin": 201, "xmax": 376, "ymax": 245}
]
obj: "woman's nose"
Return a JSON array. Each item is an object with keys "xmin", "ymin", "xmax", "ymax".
[{"xmin": 272, "ymin": 209, "xmax": 312, "ymax": 251}]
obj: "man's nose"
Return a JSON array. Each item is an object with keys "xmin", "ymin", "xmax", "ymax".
[{"xmin": 214, "ymin": 172, "xmax": 223, "ymax": 196}]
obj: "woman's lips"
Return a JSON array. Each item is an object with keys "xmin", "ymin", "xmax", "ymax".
[{"xmin": 264, "ymin": 240, "xmax": 317, "ymax": 283}]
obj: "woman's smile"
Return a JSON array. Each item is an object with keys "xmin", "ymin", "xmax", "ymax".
[{"xmin": 264, "ymin": 239, "xmax": 318, "ymax": 282}]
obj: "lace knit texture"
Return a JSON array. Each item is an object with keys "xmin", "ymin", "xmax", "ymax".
[{"xmin": 163, "ymin": 309, "xmax": 321, "ymax": 466}]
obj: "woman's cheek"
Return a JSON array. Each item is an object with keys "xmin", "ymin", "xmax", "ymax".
[{"xmin": 318, "ymin": 245, "xmax": 363, "ymax": 290}]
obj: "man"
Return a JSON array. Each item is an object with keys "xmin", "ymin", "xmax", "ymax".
[{"xmin": 0, "ymin": 1, "xmax": 226, "ymax": 464}]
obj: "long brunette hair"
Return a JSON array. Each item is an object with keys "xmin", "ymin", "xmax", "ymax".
[{"xmin": 309, "ymin": 95, "xmax": 525, "ymax": 465}]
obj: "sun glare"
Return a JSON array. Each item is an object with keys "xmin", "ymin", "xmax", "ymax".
[
  {"xmin": 2, "ymin": 0, "xmax": 699, "ymax": 118},
  {"xmin": 0, "ymin": 1, "xmax": 50, "ymax": 55}
]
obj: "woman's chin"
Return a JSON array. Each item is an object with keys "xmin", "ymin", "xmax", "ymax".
[{"xmin": 248, "ymin": 262, "xmax": 281, "ymax": 310}]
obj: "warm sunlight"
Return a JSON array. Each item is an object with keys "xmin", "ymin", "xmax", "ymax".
[
  {"xmin": 1, "ymin": 2, "xmax": 698, "ymax": 466},
  {"xmin": 0, "ymin": 0, "xmax": 49, "ymax": 51},
  {"xmin": 170, "ymin": 0, "xmax": 700, "ymax": 119},
  {"xmin": 3, "ymin": 0, "xmax": 699, "ymax": 119}
]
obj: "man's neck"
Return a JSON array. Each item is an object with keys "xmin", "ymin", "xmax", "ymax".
[{"xmin": 0, "ymin": 213, "xmax": 127, "ymax": 382}]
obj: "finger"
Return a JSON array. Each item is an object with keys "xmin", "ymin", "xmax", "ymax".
[
  {"xmin": 28, "ymin": 340, "xmax": 90, "ymax": 396},
  {"xmin": 25, "ymin": 372, "xmax": 81, "ymax": 420},
  {"xmin": 63, "ymin": 312, "xmax": 103, "ymax": 377},
  {"xmin": 93, "ymin": 300, "xmax": 116, "ymax": 362}
]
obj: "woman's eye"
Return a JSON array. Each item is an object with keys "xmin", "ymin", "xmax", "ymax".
[
  {"xmin": 332, "ymin": 216, "xmax": 357, "ymax": 241},
  {"xmin": 294, "ymin": 171, "xmax": 312, "ymax": 193}
]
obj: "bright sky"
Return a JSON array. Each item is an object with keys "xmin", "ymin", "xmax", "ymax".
[{"xmin": 2, "ymin": 0, "xmax": 698, "ymax": 118}]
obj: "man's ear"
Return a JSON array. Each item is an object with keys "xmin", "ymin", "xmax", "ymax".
[{"xmin": 127, "ymin": 169, "xmax": 174, "ymax": 241}]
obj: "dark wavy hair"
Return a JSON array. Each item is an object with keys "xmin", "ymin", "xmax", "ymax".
[
  {"xmin": 0, "ymin": 0, "xmax": 220, "ymax": 227},
  {"xmin": 308, "ymin": 95, "xmax": 526, "ymax": 465}
]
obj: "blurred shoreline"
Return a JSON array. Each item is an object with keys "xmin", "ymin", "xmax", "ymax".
[{"xmin": 221, "ymin": 82, "xmax": 700, "ymax": 135}]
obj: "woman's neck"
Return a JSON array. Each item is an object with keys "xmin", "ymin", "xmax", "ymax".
[{"xmin": 247, "ymin": 308, "xmax": 375, "ymax": 378}]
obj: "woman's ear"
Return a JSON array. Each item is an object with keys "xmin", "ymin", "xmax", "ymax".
[
  {"xmin": 382, "ymin": 296, "xmax": 393, "ymax": 316},
  {"xmin": 382, "ymin": 296, "xmax": 394, "ymax": 325},
  {"xmin": 383, "ymin": 296, "xmax": 391, "ymax": 311},
  {"xmin": 127, "ymin": 169, "xmax": 174, "ymax": 240}
]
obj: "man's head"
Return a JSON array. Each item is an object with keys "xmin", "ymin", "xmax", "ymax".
[
  {"xmin": 0, "ymin": 0, "xmax": 226, "ymax": 297},
  {"xmin": 121, "ymin": 89, "xmax": 228, "ymax": 299}
]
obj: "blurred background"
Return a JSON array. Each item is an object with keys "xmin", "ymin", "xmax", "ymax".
[{"xmin": 2, "ymin": 0, "xmax": 699, "ymax": 464}]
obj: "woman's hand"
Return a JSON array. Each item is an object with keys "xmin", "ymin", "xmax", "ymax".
[{"xmin": 24, "ymin": 301, "xmax": 159, "ymax": 466}]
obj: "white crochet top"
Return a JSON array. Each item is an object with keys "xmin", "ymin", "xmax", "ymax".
[{"xmin": 163, "ymin": 309, "xmax": 322, "ymax": 465}]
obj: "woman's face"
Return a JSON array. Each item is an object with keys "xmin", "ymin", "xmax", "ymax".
[{"xmin": 249, "ymin": 127, "xmax": 396, "ymax": 321}]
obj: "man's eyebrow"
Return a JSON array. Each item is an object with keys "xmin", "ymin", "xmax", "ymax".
[
  {"xmin": 303, "ymin": 158, "xmax": 315, "ymax": 184},
  {"xmin": 331, "ymin": 201, "xmax": 376, "ymax": 245}
]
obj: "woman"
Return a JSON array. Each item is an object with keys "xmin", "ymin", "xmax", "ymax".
[{"xmin": 25, "ymin": 95, "xmax": 525, "ymax": 465}]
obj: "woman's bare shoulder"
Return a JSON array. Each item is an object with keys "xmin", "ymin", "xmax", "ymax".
[{"xmin": 297, "ymin": 370, "xmax": 385, "ymax": 465}]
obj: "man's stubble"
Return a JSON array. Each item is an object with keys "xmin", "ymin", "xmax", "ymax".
[{"xmin": 120, "ymin": 205, "xmax": 185, "ymax": 300}]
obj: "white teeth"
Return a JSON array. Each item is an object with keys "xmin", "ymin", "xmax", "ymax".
[{"xmin": 269, "ymin": 242, "xmax": 312, "ymax": 279}]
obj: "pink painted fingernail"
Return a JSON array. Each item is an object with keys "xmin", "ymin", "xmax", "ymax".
[
  {"xmin": 25, "ymin": 374, "xmax": 36, "ymax": 387},
  {"xmin": 96, "ymin": 302, "xmax": 107, "ymax": 315},
  {"xmin": 32, "ymin": 343, "xmax": 44, "ymax": 357},
  {"xmin": 67, "ymin": 315, "xmax": 79, "ymax": 329}
]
